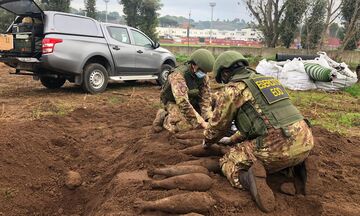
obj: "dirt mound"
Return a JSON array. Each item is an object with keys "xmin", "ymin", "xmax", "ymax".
[{"xmin": 0, "ymin": 100, "xmax": 359, "ymax": 216}]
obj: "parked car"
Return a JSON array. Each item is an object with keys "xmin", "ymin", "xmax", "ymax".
[{"xmin": 0, "ymin": 0, "xmax": 176, "ymax": 93}]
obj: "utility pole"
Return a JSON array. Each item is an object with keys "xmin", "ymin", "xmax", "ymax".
[
  {"xmin": 188, "ymin": 10, "xmax": 191, "ymax": 55},
  {"xmin": 104, "ymin": 0, "xmax": 110, "ymax": 22},
  {"xmin": 209, "ymin": 2, "xmax": 216, "ymax": 44}
]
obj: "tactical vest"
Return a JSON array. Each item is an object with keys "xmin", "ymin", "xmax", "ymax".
[
  {"xmin": 160, "ymin": 64, "xmax": 205, "ymax": 111},
  {"xmin": 231, "ymin": 70, "xmax": 303, "ymax": 140}
]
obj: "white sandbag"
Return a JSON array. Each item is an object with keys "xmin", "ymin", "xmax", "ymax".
[
  {"xmin": 317, "ymin": 51, "xmax": 357, "ymax": 79},
  {"xmin": 303, "ymin": 55, "xmax": 332, "ymax": 69},
  {"xmin": 316, "ymin": 72, "xmax": 358, "ymax": 91},
  {"xmin": 282, "ymin": 58, "xmax": 317, "ymax": 90},
  {"xmin": 338, "ymin": 63, "xmax": 358, "ymax": 79},
  {"xmin": 256, "ymin": 59, "xmax": 283, "ymax": 79}
]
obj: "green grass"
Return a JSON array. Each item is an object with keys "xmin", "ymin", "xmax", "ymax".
[
  {"xmin": 162, "ymin": 43, "xmax": 202, "ymax": 47},
  {"xmin": 31, "ymin": 101, "xmax": 74, "ymax": 119},
  {"xmin": 162, "ymin": 43, "xmax": 231, "ymax": 48},
  {"xmin": 288, "ymin": 89, "xmax": 359, "ymax": 135},
  {"xmin": 108, "ymin": 96, "xmax": 125, "ymax": 105},
  {"xmin": 344, "ymin": 83, "xmax": 360, "ymax": 97},
  {"xmin": 176, "ymin": 54, "xmax": 189, "ymax": 63},
  {"xmin": 336, "ymin": 113, "xmax": 360, "ymax": 127},
  {"xmin": 2, "ymin": 187, "xmax": 17, "ymax": 200}
]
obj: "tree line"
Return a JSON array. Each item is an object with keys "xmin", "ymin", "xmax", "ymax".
[
  {"xmin": 0, "ymin": 0, "xmax": 161, "ymax": 41},
  {"xmin": 244, "ymin": 0, "xmax": 360, "ymax": 51},
  {"xmin": 0, "ymin": 0, "xmax": 358, "ymax": 50}
]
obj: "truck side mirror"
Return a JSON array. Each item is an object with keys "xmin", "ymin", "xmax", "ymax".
[{"xmin": 153, "ymin": 42, "xmax": 160, "ymax": 49}]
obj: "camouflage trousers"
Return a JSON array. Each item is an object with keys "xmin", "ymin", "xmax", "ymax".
[
  {"xmin": 220, "ymin": 120, "xmax": 314, "ymax": 189},
  {"xmin": 162, "ymin": 103, "xmax": 195, "ymax": 133}
]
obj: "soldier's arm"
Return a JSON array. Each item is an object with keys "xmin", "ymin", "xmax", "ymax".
[
  {"xmin": 199, "ymin": 75, "xmax": 212, "ymax": 121},
  {"xmin": 204, "ymin": 83, "xmax": 252, "ymax": 144},
  {"xmin": 204, "ymin": 88, "xmax": 237, "ymax": 144},
  {"xmin": 170, "ymin": 73, "xmax": 204, "ymax": 128},
  {"xmin": 229, "ymin": 131, "xmax": 246, "ymax": 143}
]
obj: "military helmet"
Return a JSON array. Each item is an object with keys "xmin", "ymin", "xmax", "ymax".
[
  {"xmin": 213, "ymin": 51, "xmax": 249, "ymax": 82},
  {"xmin": 189, "ymin": 49, "xmax": 215, "ymax": 73}
]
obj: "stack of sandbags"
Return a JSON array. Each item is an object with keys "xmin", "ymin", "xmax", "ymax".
[
  {"xmin": 281, "ymin": 58, "xmax": 317, "ymax": 90},
  {"xmin": 312, "ymin": 52, "xmax": 358, "ymax": 91},
  {"xmin": 255, "ymin": 52, "xmax": 357, "ymax": 91}
]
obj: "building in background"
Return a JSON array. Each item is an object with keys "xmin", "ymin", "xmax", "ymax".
[{"xmin": 157, "ymin": 27, "xmax": 263, "ymax": 47}]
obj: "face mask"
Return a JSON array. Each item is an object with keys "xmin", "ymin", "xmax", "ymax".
[{"xmin": 195, "ymin": 70, "xmax": 206, "ymax": 79}]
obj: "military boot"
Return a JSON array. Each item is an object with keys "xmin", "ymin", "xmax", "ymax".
[
  {"xmin": 295, "ymin": 155, "xmax": 321, "ymax": 195},
  {"xmin": 152, "ymin": 109, "xmax": 167, "ymax": 133},
  {"xmin": 239, "ymin": 161, "xmax": 275, "ymax": 213}
]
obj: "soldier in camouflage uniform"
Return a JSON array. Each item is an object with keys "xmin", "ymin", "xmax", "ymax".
[
  {"xmin": 202, "ymin": 51, "xmax": 315, "ymax": 212},
  {"xmin": 152, "ymin": 49, "xmax": 215, "ymax": 133}
]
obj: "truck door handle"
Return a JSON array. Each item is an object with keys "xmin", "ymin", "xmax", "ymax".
[
  {"xmin": 113, "ymin": 46, "xmax": 120, "ymax": 50},
  {"xmin": 137, "ymin": 50, "xmax": 143, "ymax": 54}
]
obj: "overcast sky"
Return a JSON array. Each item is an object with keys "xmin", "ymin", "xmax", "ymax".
[{"xmin": 71, "ymin": 0, "xmax": 252, "ymax": 22}]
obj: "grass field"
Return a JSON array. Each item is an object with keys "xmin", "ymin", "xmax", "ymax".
[{"xmin": 288, "ymin": 85, "xmax": 359, "ymax": 136}]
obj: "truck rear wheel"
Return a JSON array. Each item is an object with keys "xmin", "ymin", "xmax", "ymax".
[
  {"xmin": 82, "ymin": 63, "xmax": 109, "ymax": 94},
  {"xmin": 40, "ymin": 77, "xmax": 66, "ymax": 89}
]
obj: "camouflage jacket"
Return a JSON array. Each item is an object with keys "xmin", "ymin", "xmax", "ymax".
[
  {"xmin": 204, "ymin": 81, "xmax": 253, "ymax": 144},
  {"xmin": 166, "ymin": 69, "xmax": 212, "ymax": 128}
]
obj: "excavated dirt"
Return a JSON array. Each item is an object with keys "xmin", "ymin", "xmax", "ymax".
[{"xmin": 0, "ymin": 63, "xmax": 360, "ymax": 215}]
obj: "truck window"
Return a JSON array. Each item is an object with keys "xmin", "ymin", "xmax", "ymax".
[
  {"xmin": 54, "ymin": 14, "xmax": 99, "ymax": 36},
  {"xmin": 130, "ymin": 30, "xmax": 152, "ymax": 48},
  {"xmin": 107, "ymin": 27, "xmax": 130, "ymax": 44}
]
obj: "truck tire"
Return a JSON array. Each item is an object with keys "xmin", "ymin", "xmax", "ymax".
[
  {"xmin": 40, "ymin": 77, "xmax": 66, "ymax": 89},
  {"xmin": 157, "ymin": 64, "xmax": 173, "ymax": 86},
  {"xmin": 82, "ymin": 63, "xmax": 109, "ymax": 94}
]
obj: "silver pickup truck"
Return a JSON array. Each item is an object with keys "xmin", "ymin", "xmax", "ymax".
[{"xmin": 0, "ymin": 0, "xmax": 176, "ymax": 93}]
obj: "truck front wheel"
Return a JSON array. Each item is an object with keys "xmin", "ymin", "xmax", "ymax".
[
  {"xmin": 82, "ymin": 63, "xmax": 109, "ymax": 94},
  {"xmin": 40, "ymin": 77, "xmax": 66, "ymax": 89},
  {"xmin": 157, "ymin": 64, "xmax": 173, "ymax": 86}
]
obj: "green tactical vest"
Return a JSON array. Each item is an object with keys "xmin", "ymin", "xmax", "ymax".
[
  {"xmin": 231, "ymin": 69, "xmax": 303, "ymax": 140},
  {"xmin": 160, "ymin": 64, "xmax": 205, "ymax": 111}
]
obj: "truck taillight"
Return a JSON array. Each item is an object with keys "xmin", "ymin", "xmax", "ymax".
[{"xmin": 42, "ymin": 38, "xmax": 63, "ymax": 54}]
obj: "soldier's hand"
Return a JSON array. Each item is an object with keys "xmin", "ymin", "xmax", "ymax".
[{"xmin": 201, "ymin": 121, "xmax": 209, "ymax": 129}]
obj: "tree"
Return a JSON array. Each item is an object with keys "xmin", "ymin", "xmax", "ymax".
[
  {"xmin": 119, "ymin": 0, "xmax": 142, "ymax": 27},
  {"xmin": 159, "ymin": 17, "xmax": 179, "ymax": 27},
  {"xmin": 329, "ymin": 22, "xmax": 340, "ymax": 38},
  {"xmin": 138, "ymin": 0, "xmax": 161, "ymax": 40},
  {"xmin": 42, "ymin": 0, "xmax": 72, "ymax": 12},
  {"xmin": 119, "ymin": 0, "xmax": 162, "ymax": 41},
  {"xmin": 319, "ymin": 0, "xmax": 342, "ymax": 48},
  {"xmin": 0, "ymin": 10, "xmax": 15, "ymax": 33},
  {"xmin": 244, "ymin": 0, "xmax": 288, "ymax": 47},
  {"xmin": 279, "ymin": 0, "xmax": 308, "ymax": 48},
  {"xmin": 301, "ymin": 0, "xmax": 326, "ymax": 49},
  {"xmin": 85, "ymin": 0, "xmax": 96, "ymax": 19},
  {"xmin": 340, "ymin": 0, "xmax": 360, "ymax": 50}
]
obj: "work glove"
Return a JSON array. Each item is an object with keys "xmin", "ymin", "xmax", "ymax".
[{"xmin": 218, "ymin": 137, "xmax": 232, "ymax": 145}]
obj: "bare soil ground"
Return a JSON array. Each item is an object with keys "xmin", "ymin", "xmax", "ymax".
[{"xmin": 0, "ymin": 63, "xmax": 359, "ymax": 216}]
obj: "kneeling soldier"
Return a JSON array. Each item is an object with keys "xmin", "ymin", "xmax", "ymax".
[{"xmin": 203, "ymin": 51, "xmax": 315, "ymax": 212}]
